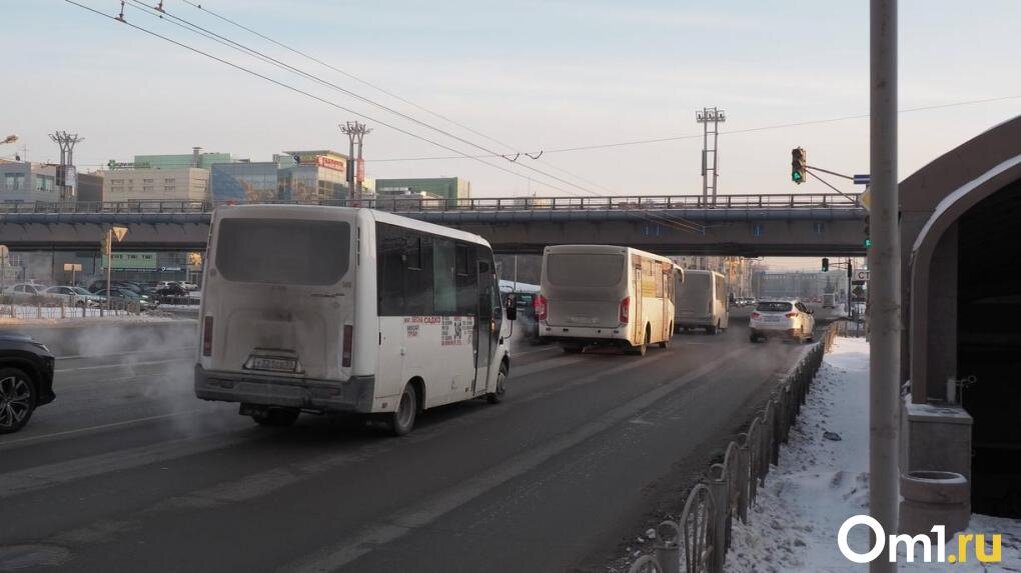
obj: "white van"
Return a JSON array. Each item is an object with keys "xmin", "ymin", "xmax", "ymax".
[
  {"xmin": 675, "ymin": 269, "xmax": 729, "ymax": 334},
  {"xmin": 195, "ymin": 205, "xmax": 513, "ymax": 435},
  {"xmin": 537, "ymin": 245, "xmax": 682, "ymax": 355}
]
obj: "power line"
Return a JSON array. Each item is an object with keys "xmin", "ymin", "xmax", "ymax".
[
  {"xmin": 367, "ymin": 94, "xmax": 1021, "ymax": 162},
  {"xmin": 63, "ymin": 0, "xmax": 584, "ymax": 195},
  {"xmin": 167, "ymin": 0, "xmax": 627, "ymax": 197},
  {"xmin": 120, "ymin": 0, "xmax": 607, "ymax": 198}
]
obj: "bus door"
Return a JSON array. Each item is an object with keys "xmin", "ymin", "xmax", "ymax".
[
  {"xmin": 631, "ymin": 256, "xmax": 643, "ymax": 344},
  {"xmin": 473, "ymin": 247, "xmax": 500, "ymax": 393},
  {"xmin": 662, "ymin": 265, "xmax": 672, "ymax": 341}
]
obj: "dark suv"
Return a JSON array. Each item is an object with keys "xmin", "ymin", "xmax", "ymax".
[{"xmin": 0, "ymin": 332, "xmax": 56, "ymax": 434}]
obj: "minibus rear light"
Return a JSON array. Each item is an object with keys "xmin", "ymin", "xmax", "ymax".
[
  {"xmin": 619, "ymin": 296, "xmax": 630, "ymax": 323},
  {"xmin": 342, "ymin": 324, "xmax": 353, "ymax": 367},
  {"xmin": 534, "ymin": 295, "xmax": 548, "ymax": 321},
  {"xmin": 202, "ymin": 316, "xmax": 213, "ymax": 357}
]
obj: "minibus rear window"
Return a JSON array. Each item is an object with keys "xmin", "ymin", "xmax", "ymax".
[
  {"xmin": 547, "ymin": 254, "xmax": 624, "ymax": 287},
  {"xmin": 215, "ymin": 219, "xmax": 350, "ymax": 285}
]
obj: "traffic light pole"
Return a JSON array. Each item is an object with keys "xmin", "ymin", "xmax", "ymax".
[{"xmin": 870, "ymin": 0, "xmax": 900, "ymax": 570}]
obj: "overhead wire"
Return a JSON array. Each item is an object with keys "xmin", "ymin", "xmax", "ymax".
[
  {"xmin": 107, "ymin": 1, "xmax": 704, "ymax": 232},
  {"xmin": 63, "ymin": 0, "xmax": 580, "ymax": 195},
  {"xmin": 121, "ymin": 0, "xmax": 608, "ymax": 199}
]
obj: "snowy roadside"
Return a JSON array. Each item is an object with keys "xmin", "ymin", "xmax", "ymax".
[{"xmin": 725, "ymin": 337, "xmax": 1021, "ymax": 572}]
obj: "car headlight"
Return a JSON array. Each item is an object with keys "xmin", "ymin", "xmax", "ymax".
[{"xmin": 31, "ymin": 342, "xmax": 50, "ymax": 353}]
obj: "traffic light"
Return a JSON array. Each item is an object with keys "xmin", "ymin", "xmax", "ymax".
[
  {"xmin": 822, "ymin": 257, "xmax": 829, "ymax": 272},
  {"xmin": 791, "ymin": 147, "xmax": 807, "ymax": 184},
  {"xmin": 863, "ymin": 215, "xmax": 871, "ymax": 249}
]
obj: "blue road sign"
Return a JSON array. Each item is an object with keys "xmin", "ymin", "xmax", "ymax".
[{"xmin": 853, "ymin": 174, "xmax": 871, "ymax": 185}]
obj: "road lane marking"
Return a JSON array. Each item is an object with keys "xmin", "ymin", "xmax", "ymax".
[
  {"xmin": 0, "ymin": 409, "xmax": 206, "ymax": 449},
  {"xmin": 282, "ymin": 346, "xmax": 753, "ymax": 573},
  {"xmin": 55, "ymin": 358, "xmax": 192, "ymax": 373},
  {"xmin": 0, "ymin": 430, "xmax": 252, "ymax": 500},
  {"xmin": 56, "ymin": 346, "xmax": 197, "ymax": 360}
]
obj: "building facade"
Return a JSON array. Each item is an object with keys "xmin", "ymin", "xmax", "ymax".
[
  {"xmin": 76, "ymin": 172, "xmax": 104, "ymax": 203},
  {"xmin": 374, "ymin": 177, "xmax": 471, "ymax": 206},
  {"xmin": 0, "ymin": 161, "xmax": 61, "ymax": 203},
  {"xmin": 103, "ymin": 167, "xmax": 210, "ymax": 202},
  {"xmin": 125, "ymin": 147, "xmax": 231, "ymax": 170},
  {"xmin": 210, "ymin": 151, "xmax": 349, "ymax": 203}
]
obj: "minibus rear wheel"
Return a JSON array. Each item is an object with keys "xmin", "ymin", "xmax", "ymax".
[{"xmin": 389, "ymin": 383, "xmax": 418, "ymax": 436}]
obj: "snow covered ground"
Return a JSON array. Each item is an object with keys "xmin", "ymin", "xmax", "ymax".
[{"xmin": 726, "ymin": 337, "xmax": 1021, "ymax": 572}]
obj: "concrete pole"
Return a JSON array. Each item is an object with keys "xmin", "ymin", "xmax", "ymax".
[{"xmin": 870, "ymin": 0, "xmax": 900, "ymax": 569}]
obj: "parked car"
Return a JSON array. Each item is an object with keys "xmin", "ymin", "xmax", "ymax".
[
  {"xmin": 2, "ymin": 283, "xmax": 49, "ymax": 304},
  {"xmin": 43, "ymin": 286, "xmax": 103, "ymax": 308},
  {"xmin": 0, "ymin": 332, "xmax": 55, "ymax": 434},
  {"xmin": 99, "ymin": 287, "xmax": 158, "ymax": 310},
  {"xmin": 749, "ymin": 299, "xmax": 815, "ymax": 343},
  {"xmin": 155, "ymin": 283, "xmax": 188, "ymax": 298},
  {"xmin": 178, "ymin": 281, "xmax": 199, "ymax": 291}
]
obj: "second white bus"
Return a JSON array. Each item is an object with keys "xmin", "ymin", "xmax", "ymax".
[
  {"xmin": 195, "ymin": 205, "xmax": 513, "ymax": 435},
  {"xmin": 537, "ymin": 244, "xmax": 682, "ymax": 355}
]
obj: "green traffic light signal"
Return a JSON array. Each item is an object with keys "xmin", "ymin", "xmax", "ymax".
[
  {"xmin": 864, "ymin": 238, "xmax": 872, "ymax": 249},
  {"xmin": 792, "ymin": 171, "xmax": 803, "ymax": 182}
]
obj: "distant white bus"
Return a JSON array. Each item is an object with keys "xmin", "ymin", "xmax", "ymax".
[
  {"xmin": 537, "ymin": 245, "xmax": 682, "ymax": 355},
  {"xmin": 674, "ymin": 269, "xmax": 729, "ymax": 334},
  {"xmin": 195, "ymin": 205, "xmax": 513, "ymax": 435}
]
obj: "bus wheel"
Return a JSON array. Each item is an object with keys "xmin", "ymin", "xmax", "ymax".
[
  {"xmin": 250, "ymin": 407, "xmax": 299, "ymax": 427},
  {"xmin": 630, "ymin": 329, "xmax": 649, "ymax": 356},
  {"xmin": 659, "ymin": 326, "xmax": 671, "ymax": 349},
  {"xmin": 389, "ymin": 384, "xmax": 418, "ymax": 436},
  {"xmin": 487, "ymin": 363, "xmax": 508, "ymax": 404}
]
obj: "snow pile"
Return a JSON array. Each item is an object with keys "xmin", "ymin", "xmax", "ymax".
[{"xmin": 725, "ymin": 337, "xmax": 1021, "ymax": 572}]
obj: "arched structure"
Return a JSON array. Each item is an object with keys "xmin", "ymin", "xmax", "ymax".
[{"xmin": 900, "ymin": 115, "xmax": 1021, "ymax": 516}]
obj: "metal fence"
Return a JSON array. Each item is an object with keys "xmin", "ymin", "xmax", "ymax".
[
  {"xmin": 628, "ymin": 322, "xmax": 841, "ymax": 573},
  {"xmin": 0, "ymin": 298, "xmax": 144, "ymax": 320},
  {"xmin": 0, "ymin": 193, "xmax": 863, "ymax": 215}
]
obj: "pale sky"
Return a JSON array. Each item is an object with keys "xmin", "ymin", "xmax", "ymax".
[
  {"xmin": 4, "ymin": 0, "xmax": 1021, "ymax": 196},
  {"xmin": 3, "ymin": 0, "xmax": 1021, "ymax": 271}
]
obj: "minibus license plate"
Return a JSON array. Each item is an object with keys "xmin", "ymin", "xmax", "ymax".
[{"xmin": 250, "ymin": 357, "xmax": 297, "ymax": 372}]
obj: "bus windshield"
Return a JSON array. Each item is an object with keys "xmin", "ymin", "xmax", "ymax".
[
  {"xmin": 215, "ymin": 218, "xmax": 351, "ymax": 285},
  {"xmin": 547, "ymin": 253, "xmax": 624, "ymax": 287}
]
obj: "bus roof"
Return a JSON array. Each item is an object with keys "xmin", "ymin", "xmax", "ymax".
[
  {"xmin": 544, "ymin": 244, "xmax": 677, "ymax": 265},
  {"xmin": 213, "ymin": 204, "xmax": 491, "ymax": 248}
]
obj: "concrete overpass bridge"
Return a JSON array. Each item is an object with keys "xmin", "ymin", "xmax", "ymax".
[{"xmin": 0, "ymin": 193, "xmax": 867, "ymax": 257}]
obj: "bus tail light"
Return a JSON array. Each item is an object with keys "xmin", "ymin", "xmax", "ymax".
[
  {"xmin": 534, "ymin": 295, "xmax": 548, "ymax": 321},
  {"xmin": 342, "ymin": 324, "xmax": 353, "ymax": 367},
  {"xmin": 202, "ymin": 316, "xmax": 213, "ymax": 357},
  {"xmin": 619, "ymin": 296, "xmax": 630, "ymax": 323},
  {"xmin": 751, "ymin": 311, "xmax": 760, "ymax": 319}
]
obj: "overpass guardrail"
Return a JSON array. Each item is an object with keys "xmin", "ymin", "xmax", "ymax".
[{"xmin": 0, "ymin": 193, "xmax": 862, "ymax": 215}]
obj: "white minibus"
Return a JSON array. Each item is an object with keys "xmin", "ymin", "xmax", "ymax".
[
  {"xmin": 674, "ymin": 269, "xmax": 729, "ymax": 334},
  {"xmin": 537, "ymin": 245, "xmax": 682, "ymax": 355},
  {"xmin": 195, "ymin": 205, "xmax": 513, "ymax": 435}
]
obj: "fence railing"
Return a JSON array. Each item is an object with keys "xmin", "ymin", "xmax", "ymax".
[
  {"xmin": 628, "ymin": 322, "xmax": 841, "ymax": 573},
  {"xmin": 0, "ymin": 296, "xmax": 145, "ymax": 320},
  {"xmin": 0, "ymin": 193, "xmax": 863, "ymax": 215}
]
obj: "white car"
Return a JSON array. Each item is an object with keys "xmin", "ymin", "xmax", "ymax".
[
  {"xmin": 43, "ymin": 286, "xmax": 104, "ymax": 308},
  {"xmin": 749, "ymin": 299, "xmax": 815, "ymax": 343},
  {"xmin": 179, "ymin": 281, "xmax": 199, "ymax": 291},
  {"xmin": 3, "ymin": 283, "xmax": 47, "ymax": 303}
]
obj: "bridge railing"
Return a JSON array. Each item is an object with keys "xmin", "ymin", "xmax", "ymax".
[{"xmin": 0, "ymin": 193, "xmax": 861, "ymax": 215}]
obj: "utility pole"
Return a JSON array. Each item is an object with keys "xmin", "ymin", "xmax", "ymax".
[
  {"xmin": 340, "ymin": 121, "xmax": 370, "ymax": 201},
  {"xmin": 49, "ymin": 131, "xmax": 84, "ymax": 202},
  {"xmin": 870, "ymin": 1, "xmax": 899, "ymax": 570},
  {"xmin": 696, "ymin": 107, "xmax": 725, "ymax": 205}
]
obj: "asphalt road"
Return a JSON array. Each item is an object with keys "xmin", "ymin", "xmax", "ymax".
[{"xmin": 0, "ymin": 316, "xmax": 822, "ymax": 572}]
